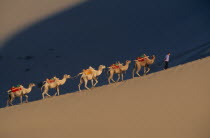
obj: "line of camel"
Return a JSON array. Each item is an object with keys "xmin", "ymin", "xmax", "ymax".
[{"xmin": 6, "ymin": 55, "xmax": 156, "ymax": 106}]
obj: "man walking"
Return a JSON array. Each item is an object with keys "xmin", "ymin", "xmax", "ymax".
[{"xmin": 164, "ymin": 53, "xmax": 170, "ymax": 69}]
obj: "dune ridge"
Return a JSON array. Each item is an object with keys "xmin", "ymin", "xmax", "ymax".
[{"xmin": 0, "ymin": 56, "xmax": 210, "ymax": 138}]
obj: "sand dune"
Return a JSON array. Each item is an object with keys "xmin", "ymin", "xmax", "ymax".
[
  {"xmin": 1, "ymin": 56, "xmax": 210, "ymax": 138},
  {"xmin": 0, "ymin": 0, "xmax": 210, "ymax": 107},
  {"xmin": 1, "ymin": 0, "xmax": 210, "ymax": 137}
]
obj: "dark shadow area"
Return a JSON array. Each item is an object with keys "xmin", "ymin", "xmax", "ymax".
[{"xmin": 1, "ymin": 0, "xmax": 210, "ymax": 107}]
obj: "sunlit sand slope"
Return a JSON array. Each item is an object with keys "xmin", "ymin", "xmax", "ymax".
[{"xmin": 0, "ymin": 56, "xmax": 210, "ymax": 138}]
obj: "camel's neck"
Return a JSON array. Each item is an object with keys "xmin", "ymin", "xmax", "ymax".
[
  {"xmin": 147, "ymin": 57, "xmax": 155, "ymax": 64},
  {"xmin": 122, "ymin": 62, "xmax": 130, "ymax": 70},
  {"xmin": 25, "ymin": 86, "xmax": 33, "ymax": 94},
  {"xmin": 59, "ymin": 77, "xmax": 67, "ymax": 85},
  {"xmin": 96, "ymin": 67, "xmax": 104, "ymax": 76}
]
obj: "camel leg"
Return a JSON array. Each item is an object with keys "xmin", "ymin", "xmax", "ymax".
[
  {"xmin": 45, "ymin": 92, "xmax": 51, "ymax": 98},
  {"xmin": 107, "ymin": 71, "xmax": 111, "ymax": 84},
  {"xmin": 133, "ymin": 64, "xmax": 141, "ymax": 78},
  {"xmin": 42, "ymin": 92, "xmax": 45, "ymax": 99},
  {"xmin": 25, "ymin": 95, "xmax": 29, "ymax": 103},
  {"xmin": 78, "ymin": 78, "xmax": 84, "ymax": 91},
  {"xmin": 84, "ymin": 79, "xmax": 90, "ymax": 90},
  {"xmin": 56, "ymin": 87, "xmax": 60, "ymax": 96},
  {"xmin": 108, "ymin": 78, "xmax": 111, "ymax": 84},
  {"xmin": 132, "ymin": 63, "xmax": 138, "ymax": 78},
  {"xmin": 6, "ymin": 99, "xmax": 9, "ymax": 107},
  {"xmin": 136, "ymin": 68, "xmax": 141, "ymax": 77},
  {"xmin": 6, "ymin": 95, "xmax": 11, "ymax": 106},
  {"xmin": 116, "ymin": 74, "xmax": 120, "ymax": 82},
  {"xmin": 54, "ymin": 87, "xmax": 58, "ymax": 96},
  {"xmin": 6, "ymin": 99, "xmax": 11, "ymax": 107},
  {"xmin": 9, "ymin": 100, "xmax": 14, "ymax": 106},
  {"xmin": 10, "ymin": 97, "xmax": 14, "ymax": 106},
  {"xmin": 42, "ymin": 85, "xmax": 51, "ymax": 99},
  {"xmin": 132, "ymin": 68, "xmax": 135, "ymax": 78},
  {"xmin": 136, "ymin": 65, "xmax": 141, "ymax": 77},
  {"xmin": 93, "ymin": 78, "xmax": 98, "ymax": 87},
  {"xmin": 91, "ymin": 79, "xmax": 94, "ymax": 87},
  {"xmin": 111, "ymin": 78, "xmax": 115, "ymax": 83},
  {"xmin": 121, "ymin": 73, "xmax": 124, "ymax": 81},
  {"xmin": 20, "ymin": 96, "xmax": 23, "ymax": 104},
  {"xmin": 108, "ymin": 74, "xmax": 111, "ymax": 84},
  {"xmin": 144, "ymin": 67, "xmax": 150, "ymax": 75},
  {"xmin": 145, "ymin": 67, "xmax": 150, "ymax": 74},
  {"xmin": 47, "ymin": 93, "xmax": 51, "ymax": 97},
  {"xmin": 42, "ymin": 88, "xmax": 51, "ymax": 99},
  {"xmin": 108, "ymin": 73, "xmax": 115, "ymax": 84}
]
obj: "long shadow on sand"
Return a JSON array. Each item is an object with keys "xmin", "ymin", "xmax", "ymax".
[{"xmin": 1, "ymin": 0, "xmax": 210, "ymax": 107}]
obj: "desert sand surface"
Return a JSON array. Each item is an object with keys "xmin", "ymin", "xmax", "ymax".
[
  {"xmin": 0, "ymin": 56, "xmax": 210, "ymax": 138},
  {"xmin": 0, "ymin": 0, "xmax": 210, "ymax": 107},
  {"xmin": 0, "ymin": 0, "xmax": 87, "ymax": 44}
]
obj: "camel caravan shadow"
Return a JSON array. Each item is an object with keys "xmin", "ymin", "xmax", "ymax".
[{"xmin": 1, "ymin": 0, "xmax": 210, "ymax": 107}]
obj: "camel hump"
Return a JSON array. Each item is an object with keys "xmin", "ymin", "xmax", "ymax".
[
  {"xmin": 110, "ymin": 64, "xmax": 120, "ymax": 69},
  {"xmin": 137, "ymin": 57, "xmax": 146, "ymax": 62},
  {"xmin": 10, "ymin": 86, "xmax": 22, "ymax": 93},
  {"xmin": 46, "ymin": 78, "xmax": 56, "ymax": 83},
  {"xmin": 88, "ymin": 66, "xmax": 95, "ymax": 69},
  {"xmin": 83, "ymin": 69, "xmax": 93, "ymax": 75}
]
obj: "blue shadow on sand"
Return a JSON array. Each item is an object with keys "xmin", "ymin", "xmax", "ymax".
[{"xmin": 0, "ymin": 0, "xmax": 210, "ymax": 107}]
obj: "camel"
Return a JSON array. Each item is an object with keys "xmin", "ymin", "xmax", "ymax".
[
  {"xmin": 7, "ymin": 83, "xmax": 36, "ymax": 106},
  {"xmin": 132, "ymin": 55, "xmax": 156, "ymax": 78},
  {"xmin": 107, "ymin": 60, "xmax": 131, "ymax": 84},
  {"xmin": 41, "ymin": 74, "xmax": 71, "ymax": 99},
  {"xmin": 78, "ymin": 65, "xmax": 106, "ymax": 91}
]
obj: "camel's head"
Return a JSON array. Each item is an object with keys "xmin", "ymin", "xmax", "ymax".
[
  {"xmin": 151, "ymin": 55, "xmax": 156, "ymax": 59},
  {"xmin": 64, "ymin": 74, "xmax": 71, "ymax": 79},
  {"xmin": 126, "ymin": 60, "xmax": 131, "ymax": 64},
  {"xmin": 99, "ymin": 65, "xmax": 106, "ymax": 69},
  {"xmin": 29, "ymin": 83, "xmax": 36, "ymax": 87}
]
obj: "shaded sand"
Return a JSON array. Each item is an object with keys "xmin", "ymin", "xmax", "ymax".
[
  {"xmin": 0, "ymin": 0, "xmax": 209, "ymax": 108},
  {"xmin": 0, "ymin": 0, "xmax": 87, "ymax": 44},
  {"xmin": 0, "ymin": 57, "xmax": 210, "ymax": 138}
]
